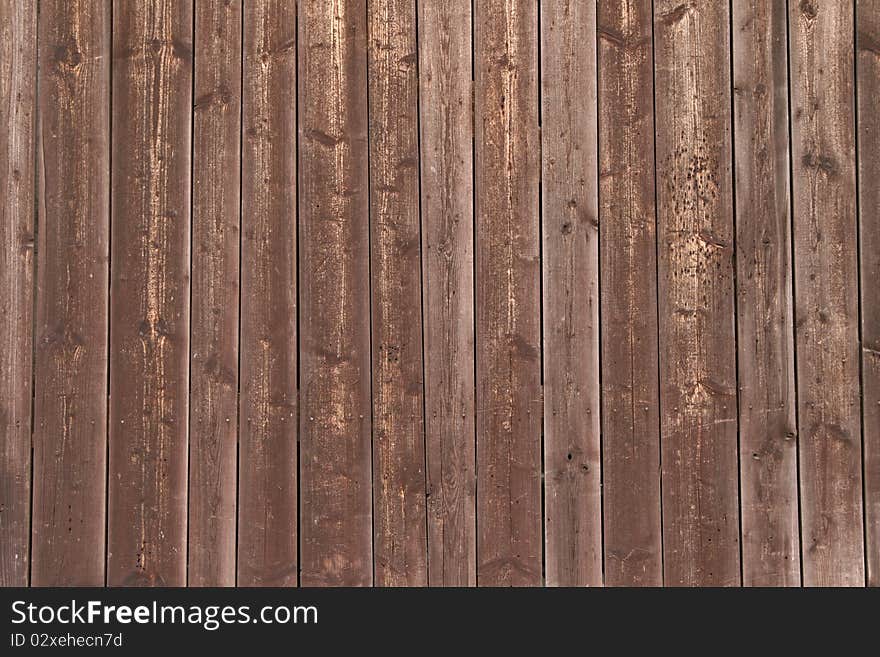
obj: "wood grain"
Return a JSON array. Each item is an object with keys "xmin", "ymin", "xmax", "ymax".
[
  {"xmin": 299, "ymin": 0, "xmax": 373, "ymax": 587},
  {"xmin": 542, "ymin": 0, "xmax": 601, "ymax": 587},
  {"xmin": 32, "ymin": 0, "xmax": 109, "ymax": 586},
  {"xmin": 0, "ymin": 0, "xmax": 36, "ymax": 587},
  {"xmin": 107, "ymin": 0, "xmax": 192, "ymax": 587},
  {"xmin": 598, "ymin": 0, "xmax": 662, "ymax": 587},
  {"xmin": 475, "ymin": 0, "xmax": 542, "ymax": 586},
  {"xmin": 418, "ymin": 0, "xmax": 476, "ymax": 587},
  {"xmin": 857, "ymin": 0, "xmax": 880, "ymax": 589},
  {"xmin": 790, "ymin": 0, "xmax": 864, "ymax": 586},
  {"xmin": 238, "ymin": 0, "xmax": 297, "ymax": 588},
  {"xmin": 368, "ymin": 0, "xmax": 427, "ymax": 586},
  {"xmin": 654, "ymin": 0, "xmax": 740, "ymax": 586},
  {"xmin": 731, "ymin": 0, "xmax": 799, "ymax": 587}
]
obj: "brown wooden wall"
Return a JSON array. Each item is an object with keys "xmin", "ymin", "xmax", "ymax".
[{"xmin": 1, "ymin": 0, "xmax": 877, "ymax": 587}]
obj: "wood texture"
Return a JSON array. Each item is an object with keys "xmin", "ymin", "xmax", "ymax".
[
  {"xmin": 107, "ymin": 0, "xmax": 192, "ymax": 587},
  {"xmin": 238, "ymin": 0, "xmax": 297, "ymax": 588},
  {"xmin": 731, "ymin": 0, "xmax": 799, "ymax": 587},
  {"xmin": 475, "ymin": 0, "xmax": 542, "ymax": 586},
  {"xmin": 418, "ymin": 0, "xmax": 476, "ymax": 587},
  {"xmin": 790, "ymin": 0, "xmax": 864, "ymax": 586},
  {"xmin": 542, "ymin": 0, "xmax": 601, "ymax": 587},
  {"xmin": 368, "ymin": 0, "xmax": 427, "ymax": 586},
  {"xmin": 0, "ymin": 0, "xmax": 36, "ymax": 587},
  {"xmin": 32, "ymin": 0, "xmax": 109, "ymax": 586},
  {"xmin": 598, "ymin": 0, "xmax": 662, "ymax": 587},
  {"xmin": 299, "ymin": 0, "xmax": 373, "ymax": 587},
  {"xmin": 654, "ymin": 0, "xmax": 740, "ymax": 586},
  {"xmin": 857, "ymin": 0, "xmax": 880, "ymax": 589}
]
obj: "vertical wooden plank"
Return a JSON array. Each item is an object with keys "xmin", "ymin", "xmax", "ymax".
[
  {"xmin": 238, "ymin": 0, "xmax": 297, "ymax": 588},
  {"xmin": 790, "ymin": 0, "xmax": 864, "ymax": 586},
  {"xmin": 108, "ymin": 0, "xmax": 192, "ymax": 586},
  {"xmin": 368, "ymin": 0, "xmax": 427, "ymax": 586},
  {"xmin": 598, "ymin": 0, "xmax": 663, "ymax": 587},
  {"xmin": 475, "ymin": 0, "xmax": 542, "ymax": 586},
  {"xmin": 31, "ymin": 0, "xmax": 109, "ymax": 586},
  {"xmin": 859, "ymin": 0, "xmax": 880, "ymax": 588},
  {"xmin": 0, "ymin": 0, "xmax": 36, "ymax": 587},
  {"xmin": 731, "ymin": 0, "xmax": 800, "ymax": 587},
  {"xmin": 542, "ymin": 0, "xmax": 601, "ymax": 587},
  {"xmin": 299, "ymin": 0, "xmax": 372, "ymax": 586},
  {"xmin": 189, "ymin": 0, "xmax": 241, "ymax": 587},
  {"xmin": 418, "ymin": 1, "xmax": 476, "ymax": 587},
  {"xmin": 654, "ymin": 1, "xmax": 740, "ymax": 586}
]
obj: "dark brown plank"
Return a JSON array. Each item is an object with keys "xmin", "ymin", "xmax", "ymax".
[
  {"xmin": 0, "ymin": 0, "xmax": 36, "ymax": 588},
  {"xmin": 237, "ymin": 0, "xmax": 297, "ymax": 588},
  {"xmin": 859, "ymin": 0, "xmax": 880, "ymax": 589},
  {"xmin": 189, "ymin": 0, "xmax": 240, "ymax": 587},
  {"xmin": 790, "ymin": 0, "xmax": 864, "ymax": 586},
  {"xmin": 31, "ymin": 0, "xmax": 109, "ymax": 586},
  {"xmin": 299, "ymin": 0, "xmax": 372, "ymax": 586},
  {"xmin": 731, "ymin": 0, "xmax": 800, "ymax": 587},
  {"xmin": 597, "ymin": 0, "xmax": 662, "ymax": 587},
  {"xmin": 654, "ymin": 1, "xmax": 740, "ymax": 586},
  {"xmin": 475, "ymin": 0, "xmax": 542, "ymax": 586},
  {"xmin": 418, "ymin": 1, "xmax": 476, "ymax": 587},
  {"xmin": 368, "ymin": 0, "xmax": 427, "ymax": 586},
  {"xmin": 107, "ymin": 0, "xmax": 192, "ymax": 587},
  {"xmin": 542, "ymin": 0, "xmax": 601, "ymax": 587}
]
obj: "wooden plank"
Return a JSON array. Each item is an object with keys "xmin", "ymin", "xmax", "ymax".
[
  {"xmin": 654, "ymin": 1, "xmax": 740, "ymax": 586},
  {"xmin": 475, "ymin": 0, "xmax": 542, "ymax": 586},
  {"xmin": 0, "ymin": 0, "xmax": 36, "ymax": 588},
  {"xmin": 31, "ymin": 0, "xmax": 109, "ymax": 586},
  {"xmin": 299, "ymin": 0, "xmax": 372, "ymax": 586},
  {"xmin": 189, "ymin": 0, "xmax": 240, "ymax": 587},
  {"xmin": 418, "ymin": 1, "xmax": 476, "ymax": 587},
  {"xmin": 859, "ymin": 0, "xmax": 880, "ymax": 589},
  {"xmin": 107, "ymin": 0, "xmax": 192, "ymax": 587},
  {"xmin": 731, "ymin": 0, "xmax": 800, "ymax": 587},
  {"xmin": 542, "ymin": 0, "xmax": 601, "ymax": 587},
  {"xmin": 597, "ymin": 0, "xmax": 662, "ymax": 587},
  {"xmin": 790, "ymin": 0, "xmax": 864, "ymax": 586},
  {"xmin": 368, "ymin": 0, "xmax": 427, "ymax": 586},
  {"xmin": 238, "ymin": 0, "xmax": 297, "ymax": 588}
]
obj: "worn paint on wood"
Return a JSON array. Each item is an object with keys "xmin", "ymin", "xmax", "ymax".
[
  {"xmin": 108, "ymin": 0, "xmax": 192, "ymax": 587},
  {"xmin": 732, "ymin": 0, "xmax": 800, "ymax": 587},
  {"xmin": 238, "ymin": 0, "xmax": 297, "ymax": 588},
  {"xmin": 542, "ymin": 0, "xmax": 601, "ymax": 587},
  {"xmin": 32, "ymin": 0, "xmax": 109, "ymax": 586},
  {"xmin": 475, "ymin": 0, "xmax": 542, "ymax": 586},
  {"xmin": 790, "ymin": 0, "xmax": 864, "ymax": 586},
  {"xmin": 0, "ymin": 0, "xmax": 36, "ymax": 588},
  {"xmin": 598, "ymin": 0, "xmax": 662, "ymax": 588},
  {"xmin": 299, "ymin": 0, "xmax": 373, "ymax": 586},
  {"xmin": 654, "ymin": 0, "xmax": 740, "ymax": 586}
]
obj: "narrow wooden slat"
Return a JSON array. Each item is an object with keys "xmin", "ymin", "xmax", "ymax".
[
  {"xmin": 790, "ymin": 0, "xmax": 864, "ymax": 586},
  {"xmin": 731, "ymin": 0, "xmax": 800, "ymax": 587},
  {"xmin": 858, "ymin": 0, "xmax": 880, "ymax": 589},
  {"xmin": 237, "ymin": 0, "xmax": 297, "ymax": 588},
  {"xmin": 32, "ymin": 0, "xmax": 109, "ymax": 586},
  {"xmin": 108, "ymin": 0, "xmax": 192, "ymax": 586},
  {"xmin": 0, "ymin": 0, "xmax": 36, "ymax": 587},
  {"xmin": 654, "ymin": 1, "xmax": 740, "ymax": 586},
  {"xmin": 418, "ymin": 1, "xmax": 476, "ymax": 587},
  {"xmin": 189, "ymin": 0, "xmax": 240, "ymax": 587},
  {"xmin": 542, "ymin": 0, "xmax": 601, "ymax": 587},
  {"xmin": 368, "ymin": 0, "xmax": 427, "ymax": 586},
  {"xmin": 597, "ymin": 0, "xmax": 662, "ymax": 587},
  {"xmin": 299, "ymin": 0, "xmax": 372, "ymax": 586},
  {"xmin": 475, "ymin": 0, "xmax": 542, "ymax": 586}
]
